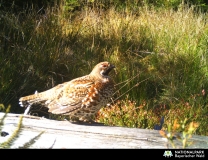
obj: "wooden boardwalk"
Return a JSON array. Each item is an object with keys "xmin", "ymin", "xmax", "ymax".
[{"xmin": 0, "ymin": 112, "xmax": 207, "ymax": 148}]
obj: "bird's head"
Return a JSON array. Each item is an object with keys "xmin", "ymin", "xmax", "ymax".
[{"xmin": 90, "ymin": 61, "xmax": 115, "ymax": 79}]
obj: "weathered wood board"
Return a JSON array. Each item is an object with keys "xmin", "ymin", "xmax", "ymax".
[{"xmin": 0, "ymin": 112, "xmax": 207, "ymax": 148}]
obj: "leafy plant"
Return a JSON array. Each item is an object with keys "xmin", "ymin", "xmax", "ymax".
[
  {"xmin": 159, "ymin": 119, "xmax": 199, "ymax": 148},
  {"xmin": 0, "ymin": 104, "xmax": 45, "ymax": 148}
]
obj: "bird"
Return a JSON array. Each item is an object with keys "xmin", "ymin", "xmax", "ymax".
[{"xmin": 19, "ymin": 61, "xmax": 115, "ymax": 122}]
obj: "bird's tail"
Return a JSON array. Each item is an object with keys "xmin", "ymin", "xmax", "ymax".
[
  {"xmin": 19, "ymin": 90, "xmax": 49, "ymax": 107},
  {"xmin": 19, "ymin": 83, "xmax": 66, "ymax": 108}
]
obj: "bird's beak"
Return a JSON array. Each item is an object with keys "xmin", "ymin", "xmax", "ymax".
[{"xmin": 110, "ymin": 64, "xmax": 115, "ymax": 69}]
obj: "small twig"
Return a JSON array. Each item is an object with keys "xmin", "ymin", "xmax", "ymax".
[
  {"xmin": 113, "ymin": 71, "xmax": 143, "ymax": 96},
  {"xmin": 49, "ymin": 138, "xmax": 56, "ymax": 149},
  {"xmin": 114, "ymin": 71, "xmax": 142, "ymax": 87},
  {"xmin": 112, "ymin": 77, "xmax": 151, "ymax": 103}
]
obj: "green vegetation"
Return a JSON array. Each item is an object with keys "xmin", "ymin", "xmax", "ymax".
[
  {"xmin": 159, "ymin": 119, "xmax": 199, "ymax": 148},
  {"xmin": 0, "ymin": 104, "xmax": 44, "ymax": 148},
  {"xmin": 0, "ymin": 114, "xmax": 23, "ymax": 148},
  {"xmin": 0, "ymin": 1, "xmax": 208, "ymax": 136}
]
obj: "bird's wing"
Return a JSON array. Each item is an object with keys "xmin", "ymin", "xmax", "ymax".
[{"xmin": 47, "ymin": 77, "xmax": 101, "ymax": 114}]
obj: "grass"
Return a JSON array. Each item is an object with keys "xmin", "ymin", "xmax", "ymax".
[
  {"xmin": 0, "ymin": 2, "xmax": 208, "ymax": 136},
  {"xmin": 159, "ymin": 118, "xmax": 199, "ymax": 148},
  {"xmin": 0, "ymin": 104, "xmax": 45, "ymax": 148}
]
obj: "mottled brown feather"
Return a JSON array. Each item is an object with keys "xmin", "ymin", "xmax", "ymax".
[{"xmin": 19, "ymin": 61, "xmax": 115, "ymax": 122}]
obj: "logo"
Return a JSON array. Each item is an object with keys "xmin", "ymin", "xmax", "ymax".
[{"xmin": 163, "ymin": 151, "xmax": 173, "ymax": 158}]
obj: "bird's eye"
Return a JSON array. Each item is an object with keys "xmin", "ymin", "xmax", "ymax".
[{"xmin": 102, "ymin": 64, "xmax": 108, "ymax": 68}]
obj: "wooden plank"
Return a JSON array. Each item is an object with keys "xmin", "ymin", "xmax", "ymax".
[{"xmin": 0, "ymin": 112, "xmax": 208, "ymax": 148}]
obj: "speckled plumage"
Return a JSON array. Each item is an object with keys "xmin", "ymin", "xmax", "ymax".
[{"xmin": 19, "ymin": 62, "xmax": 115, "ymax": 122}]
